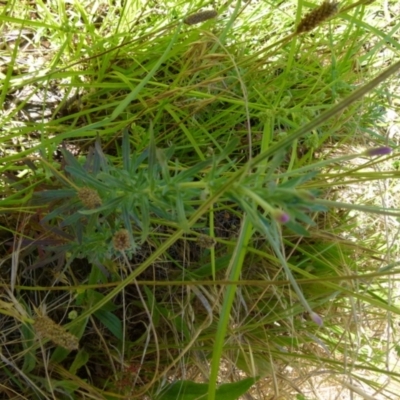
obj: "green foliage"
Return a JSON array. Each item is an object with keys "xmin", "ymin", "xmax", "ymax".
[
  {"xmin": 21, "ymin": 323, "xmax": 37, "ymax": 373},
  {"xmin": 69, "ymin": 349, "xmax": 90, "ymax": 376},
  {"xmin": 156, "ymin": 378, "xmax": 256, "ymax": 400},
  {"xmin": 1, "ymin": 0, "xmax": 400, "ymax": 399},
  {"xmin": 33, "ymin": 129, "xmax": 327, "ymax": 274}
]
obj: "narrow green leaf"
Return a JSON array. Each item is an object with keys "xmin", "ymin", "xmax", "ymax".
[
  {"xmin": 209, "ymin": 218, "xmax": 253, "ymax": 400},
  {"xmin": 34, "ymin": 189, "xmax": 76, "ymax": 200},
  {"xmin": 176, "ymin": 191, "xmax": 190, "ymax": 232},
  {"xmin": 140, "ymin": 197, "xmax": 150, "ymax": 241},
  {"xmin": 110, "ymin": 24, "xmax": 182, "ymax": 121},
  {"xmin": 122, "ymin": 127, "xmax": 131, "ymax": 171},
  {"xmin": 187, "ymin": 255, "xmax": 231, "ymax": 278},
  {"xmin": 65, "ymin": 166, "xmax": 110, "ymax": 190},
  {"xmin": 174, "ymin": 159, "xmax": 213, "ymax": 184}
]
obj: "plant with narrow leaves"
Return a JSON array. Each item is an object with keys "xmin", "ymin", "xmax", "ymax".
[
  {"xmin": 35, "ymin": 131, "xmax": 215, "ymax": 265},
  {"xmin": 34, "ymin": 125, "xmax": 394, "ymax": 324}
]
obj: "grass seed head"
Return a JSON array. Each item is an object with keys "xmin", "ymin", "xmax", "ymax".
[
  {"xmin": 34, "ymin": 315, "xmax": 79, "ymax": 350},
  {"xmin": 77, "ymin": 187, "xmax": 102, "ymax": 209},
  {"xmin": 296, "ymin": 0, "xmax": 339, "ymax": 34},
  {"xmin": 197, "ymin": 234, "xmax": 216, "ymax": 248},
  {"xmin": 112, "ymin": 229, "xmax": 131, "ymax": 251},
  {"xmin": 184, "ymin": 10, "xmax": 218, "ymax": 25}
]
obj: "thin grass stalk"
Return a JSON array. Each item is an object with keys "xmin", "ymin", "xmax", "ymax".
[
  {"xmin": 0, "ymin": 352, "xmax": 49, "ymax": 399},
  {"xmin": 208, "ymin": 216, "xmax": 254, "ymax": 400},
  {"xmin": 314, "ymin": 199, "xmax": 400, "ymax": 216},
  {"xmin": 250, "ymin": 59, "xmax": 400, "ymax": 169},
  {"xmin": 110, "ymin": 23, "xmax": 183, "ymax": 121}
]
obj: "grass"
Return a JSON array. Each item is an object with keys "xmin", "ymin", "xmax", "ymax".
[{"xmin": 1, "ymin": 0, "xmax": 400, "ymax": 399}]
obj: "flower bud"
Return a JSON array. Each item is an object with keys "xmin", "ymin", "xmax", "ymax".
[
  {"xmin": 273, "ymin": 210, "xmax": 290, "ymax": 224},
  {"xmin": 363, "ymin": 147, "xmax": 392, "ymax": 157},
  {"xmin": 310, "ymin": 312, "xmax": 323, "ymax": 326}
]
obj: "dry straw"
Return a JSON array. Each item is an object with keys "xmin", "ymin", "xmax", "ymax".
[
  {"xmin": 34, "ymin": 315, "xmax": 79, "ymax": 350},
  {"xmin": 296, "ymin": 0, "xmax": 339, "ymax": 34},
  {"xmin": 184, "ymin": 10, "xmax": 218, "ymax": 25}
]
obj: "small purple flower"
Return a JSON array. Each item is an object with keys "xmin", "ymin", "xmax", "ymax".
[
  {"xmin": 364, "ymin": 147, "xmax": 392, "ymax": 157},
  {"xmin": 310, "ymin": 312, "xmax": 323, "ymax": 326},
  {"xmin": 273, "ymin": 210, "xmax": 290, "ymax": 224}
]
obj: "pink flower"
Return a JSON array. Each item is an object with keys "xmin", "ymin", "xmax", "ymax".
[
  {"xmin": 364, "ymin": 147, "xmax": 392, "ymax": 157},
  {"xmin": 310, "ymin": 312, "xmax": 323, "ymax": 326},
  {"xmin": 273, "ymin": 210, "xmax": 290, "ymax": 224}
]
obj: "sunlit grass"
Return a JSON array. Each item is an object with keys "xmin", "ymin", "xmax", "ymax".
[{"xmin": 1, "ymin": 0, "xmax": 400, "ymax": 399}]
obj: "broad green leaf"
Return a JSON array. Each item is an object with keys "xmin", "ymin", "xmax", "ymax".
[
  {"xmin": 216, "ymin": 378, "xmax": 257, "ymax": 399},
  {"xmin": 44, "ymin": 379, "xmax": 79, "ymax": 394},
  {"xmin": 85, "ymin": 290, "xmax": 117, "ymax": 312},
  {"xmin": 143, "ymin": 286, "xmax": 160, "ymax": 327},
  {"xmin": 94, "ymin": 309, "xmax": 123, "ymax": 341},
  {"xmin": 284, "ymin": 220, "xmax": 310, "ymax": 236},
  {"xmin": 171, "ymin": 315, "xmax": 191, "ymax": 342},
  {"xmin": 157, "ymin": 378, "xmax": 256, "ymax": 400},
  {"xmin": 235, "ymin": 353, "xmax": 272, "ymax": 377},
  {"xmin": 187, "ymin": 255, "xmax": 231, "ymax": 278},
  {"xmin": 69, "ymin": 349, "xmax": 90, "ymax": 375},
  {"xmin": 21, "ymin": 323, "xmax": 36, "ymax": 373},
  {"xmin": 88, "ymin": 264, "xmax": 109, "ymax": 286},
  {"xmin": 157, "ymin": 380, "xmax": 207, "ymax": 400}
]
